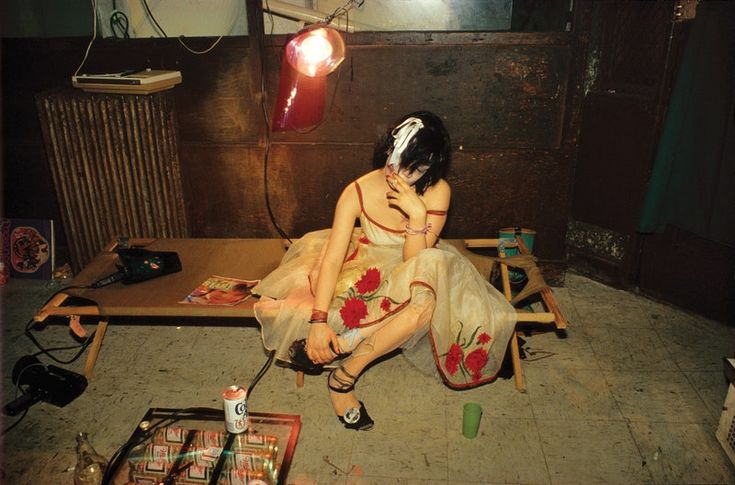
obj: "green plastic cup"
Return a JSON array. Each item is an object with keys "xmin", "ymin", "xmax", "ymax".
[{"xmin": 462, "ymin": 402, "xmax": 482, "ymax": 439}]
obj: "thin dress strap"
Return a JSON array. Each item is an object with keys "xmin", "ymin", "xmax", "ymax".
[{"xmin": 354, "ymin": 181, "xmax": 404, "ymax": 233}]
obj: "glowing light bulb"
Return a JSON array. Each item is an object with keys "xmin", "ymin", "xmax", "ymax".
[
  {"xmin": 285, "ymin": 25, "xmax": 345, "ymax": 77},
  {"xmin": 301, "ymin": 33, "xmax": 333, "ymax": 64}
]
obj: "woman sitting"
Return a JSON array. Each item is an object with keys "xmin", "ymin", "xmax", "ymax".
[{"xmin": 252, "ymin": 111, "xmax": 516, "ymax": 431}]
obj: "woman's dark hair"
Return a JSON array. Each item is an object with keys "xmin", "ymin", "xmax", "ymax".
[{"xmin": 372, "ymin": 111, "xmax": 451, "ymax": 195}]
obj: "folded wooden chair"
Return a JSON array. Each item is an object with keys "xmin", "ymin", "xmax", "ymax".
[{"xmin": 465, "ymin": 236, "xmax": 568, "ymax": 392}]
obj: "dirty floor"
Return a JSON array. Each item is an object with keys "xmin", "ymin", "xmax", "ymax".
[{"xmin": 2, "ymin": 272, "xmax": 734, "ymax": 484}]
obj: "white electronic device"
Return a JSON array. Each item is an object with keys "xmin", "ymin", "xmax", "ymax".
[{"xmin": 72, "ymin": 69, "xmax": 182, "ymax": 95}]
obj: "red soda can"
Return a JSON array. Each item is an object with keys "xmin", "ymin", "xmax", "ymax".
[{"xmin": 222, "ymin": 385, "xmax": 248, "ymax": 433}]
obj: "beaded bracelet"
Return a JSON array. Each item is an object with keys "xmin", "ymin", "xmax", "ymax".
[{"xmin": 405, "ymin": 222, "xmax": 432, "ymax": 236}]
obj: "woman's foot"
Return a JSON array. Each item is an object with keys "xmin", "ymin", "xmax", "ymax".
[
  {"xmin": 288, "ymin": 330, "xmax": 365, "ymax": 370},
  {"xmin": 288, "ymin": 339, "xmax": 348, "ymax": 370},
  {"xmin": 327, "ymin": 364, "xmax": 373, "ymax": 431}
]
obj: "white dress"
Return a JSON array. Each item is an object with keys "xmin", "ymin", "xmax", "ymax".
[{"xmin": 253, "ymin": 182, "xmax": 517, "ymax": 388}]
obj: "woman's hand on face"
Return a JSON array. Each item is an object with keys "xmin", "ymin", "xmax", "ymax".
[
  {"xmin": 386, "ymin": 173, "xmax": 426, "ymax": 219},
  {"xmin": 306, "ymin": 322, "xmax": 341, "ymax": 364}
]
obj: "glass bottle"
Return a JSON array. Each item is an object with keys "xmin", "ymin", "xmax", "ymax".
[{"xmin": 74, "ymin": 432, "xmax": 108, "ymax": 485}]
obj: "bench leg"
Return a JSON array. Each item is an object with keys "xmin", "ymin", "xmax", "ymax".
[
  {"xmin": 84, "ymin": 320, "xmax": 109, "ymax": 380},
  {"xmin": 510, "ymin": 331, "xmax": 526, "ymax": 393},
  {"xmin": 295, "ymin": 370, "xmax": 304, "ymax": 387}
]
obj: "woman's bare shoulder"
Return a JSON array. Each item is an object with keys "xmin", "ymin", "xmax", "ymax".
[
  {"xmin": 338, "ymin": 171, "xmax": 379, "ymax": 205},
  {"xmin": 424, "ymin": 178, "xmax": 451, "ymax": 201},
  {"xmin": 355, "ymin": 169, "xmax": 384, "ymax": 185}
]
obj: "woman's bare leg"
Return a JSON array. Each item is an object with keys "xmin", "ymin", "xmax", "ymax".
[{"xmin": 329, "ymin": 297, "xmax": 434, "ymax": 417}]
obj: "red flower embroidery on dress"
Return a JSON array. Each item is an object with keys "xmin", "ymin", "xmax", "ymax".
[
  {"xmin": 355, "ymin": 267, "xmax": 381, "ymax": 294},
  {"xmin": 380, "ymin": 297, "xmax": 391, "ymax": 313},
  {"xmin": 340, "ymin": 297, "xmax": 368, "ymax": 329},
  {"xmin": 359, "ymin": 235, "xmax": 370, "ymax": 244},
  {"xmin": 477, "ymin": 332, "xmax": 491, "ymax": 345},
  {"xmin": 445, "ymin": 343, "xmax": 464, "ymax": 376},
  {"xmin": 464, "ymin": 348, "xmax": 489, "ymax": 375}
]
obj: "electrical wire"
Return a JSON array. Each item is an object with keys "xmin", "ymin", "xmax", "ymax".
[
  {"xmin": 141, "ymin": 0, "xmax": 168, "ymax": 37},
  {"xmin": 2, "ymin": 408, "xmax": 28, "ymax": 436},
  {"xmin": 3, "ymin": 284, "xmax": 97, "ymax": 435},
  {"xmin": 74, "ymin": 0, "xmax": 99, "ymax": 76},
  {"xmin": 324, "ymin": 0, "xmax": 365, "ymax": 27},
  {"xmin": 141, "ymin": 0, "xmax": 225, "ymax": 55},
  {"xmin": 1, "ymin": 362, "xmax": 46, "ymax": 435},
  {"xmin": 177, "ymin": 35, "xmax": 224, "ymax": 55},
  {"xmin": 109, "ymin": 10, "xmax": 130, "ymax": 39},
  {"xmin": 258, "ymin": 1, "xmax": 292, "ymax": 242},
  {"xmin": 247, "ymin": 350, "xmax": 276, "ymax": 397},
  {"xmin": 23, "ymin": 285, "xmax": 96, "ymax": 365},
  {"xmin": 25, "ymin": 317, "xmax": 96, "ymax": 365}
]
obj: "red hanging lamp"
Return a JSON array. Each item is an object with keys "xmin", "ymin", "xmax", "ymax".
[{"xmin": 272, "ymin": 24, "xmax": 346, "ymax": 132}]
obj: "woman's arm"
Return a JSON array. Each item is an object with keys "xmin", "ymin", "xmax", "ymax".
[
  {"xmin": 387, "ymin": 174, "xmax": 451, "ymax": 260},
  {"xmin": 307, "ymin": 183, "xmax": 360, "ymax": 364}
]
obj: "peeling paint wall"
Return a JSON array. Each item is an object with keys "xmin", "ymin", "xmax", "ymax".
[{"xmin": 566, "ymin": 219, "xmax": 629, "ymax": 262}]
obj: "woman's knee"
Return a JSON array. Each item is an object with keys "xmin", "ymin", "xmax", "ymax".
[{"xmin": 406, "ymin": 296, "xmax": 435, "ymax": 333}]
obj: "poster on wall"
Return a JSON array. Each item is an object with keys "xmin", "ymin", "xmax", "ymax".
[{"xmin": 1, "ymin": 218, "xmax": 55, "ymax": 280}]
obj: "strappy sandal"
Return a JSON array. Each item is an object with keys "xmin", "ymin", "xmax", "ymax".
[
  {"xmin": 328, "ymin": 365, "xmax": 374, "ymax": 431},
  {"xmin": 288, "ymin": 339, "xmax": 349, "ymax": 371}
]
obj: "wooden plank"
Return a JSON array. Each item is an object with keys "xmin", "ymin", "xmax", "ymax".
[
  {"xmin": 516, "ymin": 236, "xmax": 568, "ymax": 330},
  {"xmin": 464, "ymin": 238, "xmax": 517, "ymax": 248},
  {"xmin": 499, "ymin": 246, "xmax": 525, "ymax": 392},
  {"xmin": 516, "ymin": 312, "xmax": 556, "ymax": 323},
  {"xmin": 34, "ymin": 292, "xmax": 70, "ymax": 322},
  {"xmin": 83, "ymin": 320, "xmax": 108, "ymax": 379}
]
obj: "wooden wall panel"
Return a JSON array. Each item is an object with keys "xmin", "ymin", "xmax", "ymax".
[
  {"xmin": 179, "ymin": 145, "xmax": 269, "ymax": 238},
  {"xmin": 4, "ymin": 31, "xmax": 583, "ymax": 268},
  {"xmin": 175, "ymin": 42, "xmax": 258, "ymax": 144},
  {"xmin": 267, "ymin": 145, "xmax": 371, "ymax": 237},
  {"xmin": 178, "ymin": 142, "xmax": 569, "ymax": 260},
  {"xmin": 268, "ymin": 43, "xmax": 571, "ymax": 149},
  {"xmin": 446, "ymin": 150, "xmax": 571, "ymax": 258}
]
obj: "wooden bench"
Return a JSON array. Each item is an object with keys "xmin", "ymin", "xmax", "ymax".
[{"xmin": 34, "ymin": 237, "xmax": 566, "ymax": 391}]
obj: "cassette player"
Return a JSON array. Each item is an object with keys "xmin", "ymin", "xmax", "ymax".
[{"xmin": 72, "ymin": 69, "xmax": 182, "ymax": 95}]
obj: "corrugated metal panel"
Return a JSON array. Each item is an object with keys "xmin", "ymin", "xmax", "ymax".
[{"xmin": 36, "ymin": 89, "xmax": 189, "ymax": 272}]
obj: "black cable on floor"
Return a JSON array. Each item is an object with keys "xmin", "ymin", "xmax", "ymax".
[
  {"xmin": 1, "ymin": 409, "xmax": 28, "ymax": 436},
  {"xmin": 23, "ymin": 285, "xmax": 95, "ymax": 365},
  {"xmin": 247, "ymin": 349, "xmax": 276, "ymax": 398}
]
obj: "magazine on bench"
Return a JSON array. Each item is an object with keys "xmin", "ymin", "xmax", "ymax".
[{"xmin": 179, "ymin": 275, "xmax": 259, "ymax": 306}]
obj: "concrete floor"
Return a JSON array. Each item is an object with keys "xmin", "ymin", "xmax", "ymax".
[{"xmin": 1, "ymin": 272, "xmax": 734, "ymax": 484}]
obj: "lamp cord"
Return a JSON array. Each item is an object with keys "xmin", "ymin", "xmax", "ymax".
[
  {"xmin": 74, "ymin": 0, "xmax": 98, "ymax": 76},
  {"xmin": 258, "ymin": 1, "xmax": 292, "ymax": 243},
  {"xmin": 324, "ymin": 0, "xmax": 365, "ymax": 27}
]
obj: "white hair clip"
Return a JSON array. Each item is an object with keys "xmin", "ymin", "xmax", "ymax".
[{"xmin": 387, "ymin": 117, "xmax": 424, "ymax": 171}]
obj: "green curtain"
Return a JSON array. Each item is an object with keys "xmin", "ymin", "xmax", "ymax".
[{"xmin": 638, "ymin": 1, "xmax": 735, "ymax": 246}]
